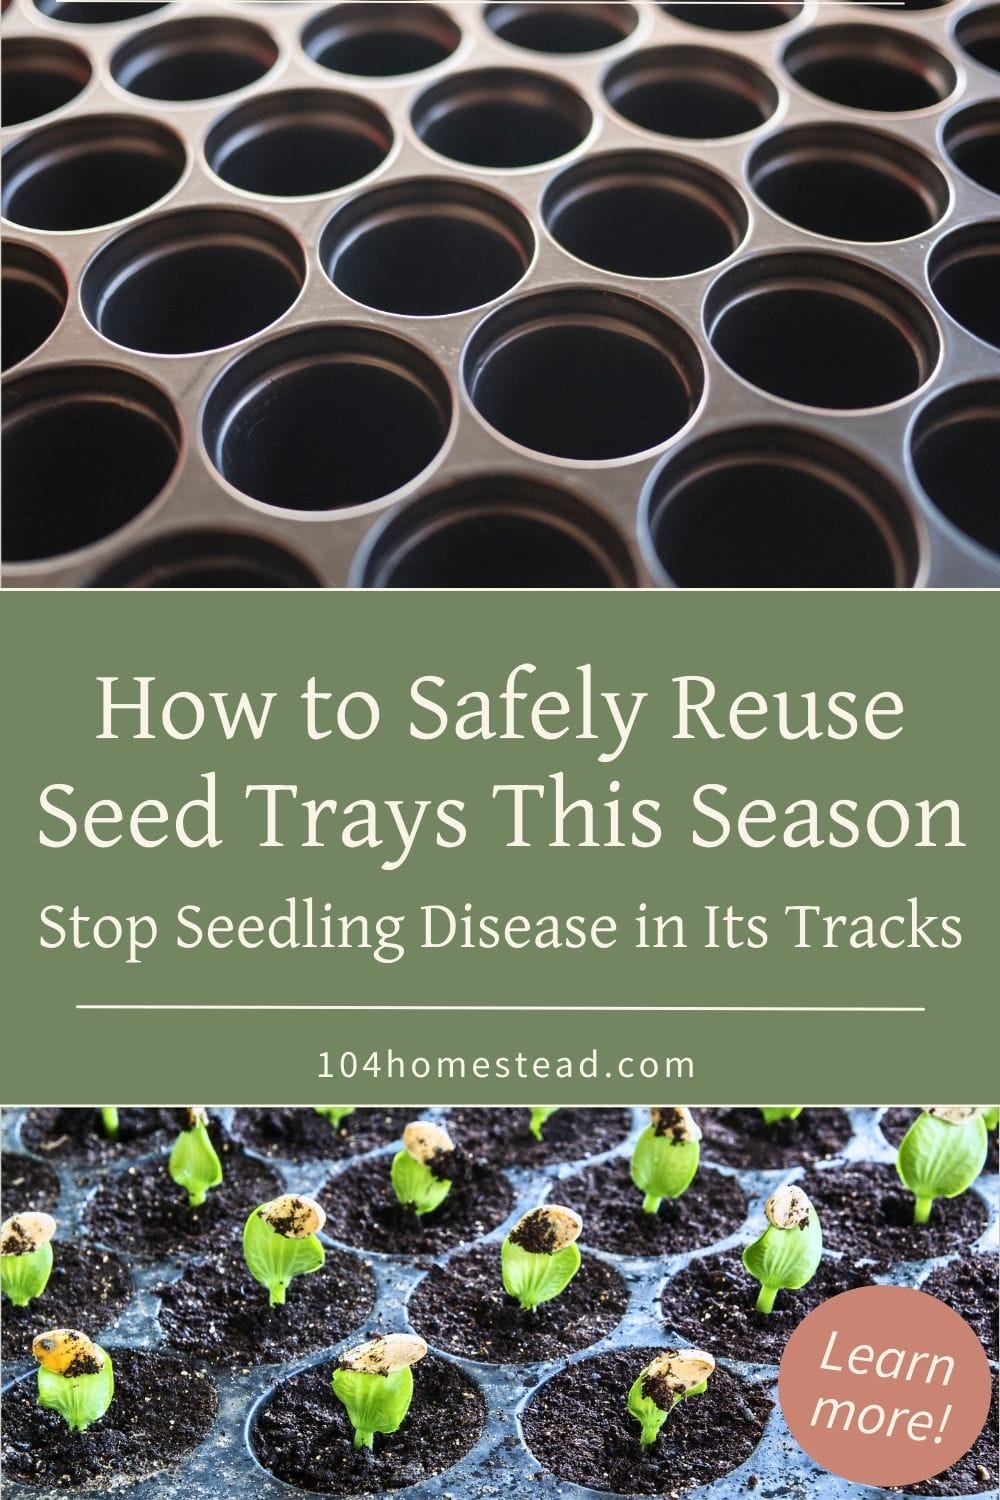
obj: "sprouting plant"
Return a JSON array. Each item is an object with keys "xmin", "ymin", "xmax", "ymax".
[
  {"xmin": 630, "ymin": 1108, "xmax": 701, "ymax": 1214},
  {"xmin": 314, "ymin": 1108, "xmax": 355, "ymax": 1130},
  {"xmin": 742, "ymin": 1185, "xmax": 822, "ymax": 1314},
  {"xmin": 243, "ymin": 1194, "xmax": 326, "ymax": 1307},
  {"xmin": 168, "ymin": 1106, "xmax": 223, "ymax": 1208},
  {"xmin": 33, "ymin": 1329, "xmax": 114, "ymax": 1432},
  {"xmin": 627, "ymin": 1348, "xmax": 715, "ymax": 1447},
  {"xmin": 100, "ymin": 1108, "xmax": 120, "ymax": 1140},
  {"xmin": 391, "ymin": 1122, "xmax": 455, "ymax": 1216},
  {"xmin": 983, "ymin": 1108, "xmax": 999, "ymax": 1133},
  {"xmin": 332, "ymin": 1333, "xmax": 428, "ymax": 1449},
  {"xmin": 897, "ymin": 1107, "xmax": 988, "ymax": 1225},
  {"xmin": 760, "ymin": 1108, "xmax": 802, "ymax": 1125},
  {"xmin": 1, "ymin": 1213, "xmax": 57, "ymax": 1307},
  {"xmin": 501, "ymin": 1204, "xmax": 582, "ymax": 1311},
  {"xmin": 528, "ymin": 1108, "xmax": 558, "ymax": 1141}
]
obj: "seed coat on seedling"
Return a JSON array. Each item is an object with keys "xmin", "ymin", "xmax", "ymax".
[
  {"xmin": 243, "ymin": 1194, "xmax": 326, "ymax": 1306},
  {"xmin": 332, "ymin": 1333, "xmax": 428, "ymax": 1448},
  {"xmin": 897, "ymin": 1107, "xmax": 988, "ymax": 1223},
  {"xmin": 742, "ymin": 1185, "xmax": 822, "ymax": 1313},
  {"xmin": 627, "ymin": 1348, "xmax": 715, "ymax": 1446},
  {"xmin": 631, "ymin": 1108, "xmax": 701, "ymax": 1214},
  {"xmin": 501, "ymin": 1204, "xmax": 582, "ymax": 1311},
  {"xmin": 391, "ymin": 1122, "xmax": 455, "ymax": 1216},
  {"xmin": 33, "ymin": 1329, "xmax": 114, "ymax": 1432},
  {"xmin": 1, "ymin": 1213, "xmax": 57, "ymax": 1307}
]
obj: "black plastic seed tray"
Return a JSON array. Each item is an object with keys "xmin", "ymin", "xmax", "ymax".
[
  {"xmin": 1, "ymin": 1106, "xmax": 997, "ymax": 1498},
  {"xmin": 1, "ymin": 0, "xmax": 999, "ymax": 588}
]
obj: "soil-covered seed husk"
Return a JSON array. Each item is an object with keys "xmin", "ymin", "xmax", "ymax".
[
  {"xmin": 0, "ymin": 1348, "xmax": 218, "ymax": 1490},
  {"xmin": 320, "ymin": 1153, "xmax": 512, "ymax": 1256},
  {"xmin": 408, "ymin": 1243, "xmax": 627, "ymax": 1362},
  {"xmin": 2, "ymin": 1243, "xmax": 132, "ymax": 1363},
  {"xmin": 699, "ymin": 1108, "xmax": 852, "ymax": 1170},
  {"xmin": 522, "ymin": 1345, "xmax": 771, "ymax": 1494},
  {"xmin": 1, "ymin": 1153, "xmax": 60, "ymax": 1216},
  {"xmin": 157, "ymin": 1244, "xmax": 376, "ymax": 1365},
  {"xmin": 897, "ymin": 1379, "xmax": 998, "ymax": 1496},
  {"xmin": 557, "ymin": 1156, "xmax": 747, "ymax": 1255},
  {"xmin": 797, "ymin": 1162, "xmax": 990, "ymax": 1269},
  {"xmin": 660, "ymin": 1248, "xmax": 874, "ymax": 1362},
  {"xmin": 918, "ymin": 1253, "xmax": 999, "ymax": 1360},
  {"xmin": 83, "ymin": 1128, "xmax": 280, "ymax": 1262},
  {"xmin": 881, "ymin": 1108, "xmax": 999, "ymax": 1174},
  {"xmin": 19, "ymin": 1109, "xmax": 183, "ymax": 1169},
  {"xmin": 251, "ymin": 1353, "xmax": 485, "ymax": 1493},
  {"xmin": 443, "ymin": 1107, "xmax": 631, "ymax": 1166},
  {"xmin": 230, "ymin": 1108, "xmax": 411, "ymax": 1161}
]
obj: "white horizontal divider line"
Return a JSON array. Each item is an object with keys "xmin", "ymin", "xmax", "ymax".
[{"xmin": 76, "ymin": 1004, "xmax": 924, "ymax": 1013}]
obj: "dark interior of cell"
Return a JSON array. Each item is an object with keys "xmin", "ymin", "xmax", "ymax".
[
  {"xmin": 370, "ymin": 509, "xmax": 619, "ymax": 587},
  {"xmin": 207, "ymin": 101, "xmax": 391, "ymax": 197},
  {"xmin": 944, "ymin": 108, "xmax": 1000, "ymax": 196},
  {"xmin": 1, "ymin": 254, "xmax": 66, "ymax": 371},
  {"xmin": 659, "ymin": 2, "xmax": 801, "ymax": 31},
  {"xmin": 1, "ymin": 39, "xmax": 91, "ymax": 127},
  {"xmin": 3, "ymin": 388, "xmax": 178, "ymax": 563},
  {"xmin": 912, "ymin": 402, "xmax": 1000, "ymax": 556},
  {"xmin": 303, "ymin": 4, "xmax": 460, "ymax": 77},
  {"xmin": 649, "ymin": 457, "xmax": 902, "ymax": 587},
  {"xmin": 751, "ymin": 149, "xmax": 943, "ymax": 241},
  {"xmin": 929, "ymin": 230, "xmax": 1000, "ymax": 349},
  {"xmin": 785, "ymin": 31, "xmax": 953, "ymax": 111},
  {"xmin": 33, "ymin": 1, "xmax": 167, "ymax": 21},
  {"xmin": 111, "ymin": 22, "xmax": 279, "ymax": 102},
  {"xmin": 605, "ymin": 53, "xmax": 774, "ymax": 138},
  {"xmin": 414, "ymin": 78, "xmax": 590, "ymax": 168},
  {"xmin": 546, "ymin": 173, "xmax": 742, "ymax": 277},
  {"xmin": 96, "ymin": 533, "xmax": 320, "ymax": 588},
  {"xmin": 2, "ymin": 128, "xmax": 184, "ymax": 232},
  {"xmin": 485, "ymin": 2, "xmax": 636, "ymax": 54},
  {"xmin": 955, "ymin": 6, "xmax": 1000, "ymax": 74},
  {"xmin": 708, "ymin": 283, "xmax": 931, "ymax": 409}
]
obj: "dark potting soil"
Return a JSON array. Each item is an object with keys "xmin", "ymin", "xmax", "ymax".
[
  {"xmin": 319, "ymin": 1154, "xmax": 513, "ymax": 1257},
  {"xmin": 251, "ymin": 1353, "xmax": 485, "ymax": 1493},
  {"xmin": 881, "ymin": 1108, "xmax": 999, "ymax": 1174},
  {"xmin": 442, "ymin": 1107, "xmax": 632, "ymax": 1166},
  {"xmin": 699, "ymin": 1108, "xmax": 852, "ymax": 1170},
  {"xmin": 83, "ymin": 1130, "xmax": 281, "ymax": 1262},
  {"xmin": 557, "ymin": 1156, "xmax": 747, "ymax": 1256},
  {"xmin": 898, "ymin": 1379, "xmax": 998, "ymax": 1497},
  {"xmin": 798, "ymin": 1162, "xmax": 990, "ymax": 1269},
  {"xmin": 407, "ymin": 1243, "xmax": 628, "ymax": 1362},
  {"xmin": 2, "ymin": 1243, "xmax": 132, "ymax": 1364},
  {"xmin": 157, "ymin": 1244, "xmax": 377, "ymax": 1365},
  {"xmin": 522, "ymin": 1345, "xmax": 772, "ymax": 1495},
  {"xmin": 659, "ymin": 1248, "xmax": 874, "ymax": 1363},
  {"xmin": 0, "ymin": 1347, "xmax": 218, "ymax": 1490},
  {"xmin": 1, "ymin": 1153, "xmax": 60, "ymax": 1216},
  {"xmin": 19, "ymin": 1109, "xmax": 182, "ymax": 1168},
  {"xmin": 231, "ymin": 1107, "xmax": 412, "ymax": 1161},
  {"xmin": 919, "ymin": 1253, "xmax": 999, "ymax": 1361}
]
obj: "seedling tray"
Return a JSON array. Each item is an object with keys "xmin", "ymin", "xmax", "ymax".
[
  {"xmin": 1, "ymin": 1107, "xmax": 997, "ymax": 1498},
  {"xmin": 2, "ymin": 0, "xmax": 1000, "ymax": 588}
]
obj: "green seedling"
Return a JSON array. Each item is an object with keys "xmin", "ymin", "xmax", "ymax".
[
  {"xmin": 897, "ymin": 1107, "xmax": 988, "ymax": 1224},
  {"xmin": 742, "ymin": 1185, "xmax": 822, "ymax": 1314},
  {"xmin": 631, "ymin": 1108, "xmax": 701, "ymax": 1214},
  {"xmin": 244, "ymin": 1194, "xmax": 326, "ymax": 1306},
  {"xmin": 314, "ymin": 1108, "xmax": 355, "ymax": 1131},
  {"xmin": 100, "ymin": 1108, "xmax": 120, "ymax": 1141},
  {"xmin": 33, "ymin": 1329, "xmax": 114, "ymax": 1433},
  {"xmin": 501, "ymin": 1204, "xmax": 582, "ymax": 1312},
  {"xmin": 391, "ymin": 1122, "xmax": 454, "ymax": 1216},
  {"xmin": 760, "ymin": 1108, "xmax": 802, "ymax": 1125},
  {"xmin": 983, "ymin": 1108, "xmax": 998, "ymax": 1133},
  {"xmin": 168, "ymin": 1106, "xmax": 223, "ymax": 1208},
  {"xmin": 627, "ymin": 1348, "xmax": 715, "ymax": 1447},
  {"xmin": 528, "ymin": 1108, "xmax": 559, "ymax": 1141},
  {"xmin": 1, "ymin": 1213, "xmax": 57, "ymax": 1307},
  {"xmin": 332, "ymin": 1333, "xmax": 427, "ymax": 1449}
]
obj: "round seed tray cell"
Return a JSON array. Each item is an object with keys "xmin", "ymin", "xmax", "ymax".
[
  {"xmin": 1, "ymin": 1106, "xmax": 996, "ymax": 1500},
  {"xmin": 1, "ymin": 0, "xmax": 998, "ymax": 589}
]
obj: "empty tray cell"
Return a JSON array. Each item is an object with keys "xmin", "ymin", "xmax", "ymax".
[
  {"xmin": 205, "ymin": 87, "xmax": 392, "ymax": 198},
  {"xmin": 464, "ymin": 287, "xmax": 703, "ymax": 461},
  {"xmin": 321, "ymin": 177, "xmax": 534, "ymax": 315},
  {"xmin": 783, "ymin": 24, "xmax": 956, "ymax": 113},
  {"xmin": 33, "ymin": 0, "xmax": 167, "ymax": 22},
  {"xmin": 642, "ymin": 426, "xmax": 921, "ymax": 587},
  {"xmin": 910, "ymin": 379, "xmax": 1000, "ymax": 557},
  {"xmin": 748, "ymin": 123, "xmax": 950, "ymax": 242},
  {"xmin": 955, "ymin": 4, "xmax": 1000, "ymax": 74},
  {"xmin": 203, "ymin": 324, "xmax": 452, "ymax": 511},
  {"xmin": 1, "ymin": 241, "xmax": 67, "ymax": 371},
  {"xmin": 543, "ymin": 147, "xmax": 747, "ymax": 277},
  {"xmin": 943, "ymin": 101, "xmax": 1000, "ymax": 197},
  {"xmin": 1, "ymin": 113, "xmax": 186, "ymax": 232},
  {"xmin": 110, "ymin": 16, "xmax": 279, "ymax": 102},
  {"xmin": 2, "ymin": 366, "xmax": 181, "ymax": 564},
  {"xmin": 484, "ymin": 2, "xmax": 638, "ymax": 55},
  {"xmin": 302, "ymin": 2, "xmax": 461, "ymax": 77},
  {"xmin": 81, "ymin": 206, "xmax": 305, "ymax": 355},
  {"xmin": 705, "ymin": 250, "xmax": 940, "ymax": 410},
  {"xmin": 603, "ymin": 44, "xmax": 778, "ymax": 140},
  {"xmin": 412, "ymin": 67, "xmax": 592, "ymax": 169},
  {"xmin": 94, "ymin": 531, "xmax": 322, "ymax": 587},
  {"xmin": 658, "ymin": 1, "xmax": 802, "ymax": 32},
  {"xmin": 356, "ymin": 475, "xmax": 635, "ymax": 586},
  {"xmin": 1, "ymin": 35, "xmax": 91, "ymax": 127},
  {"xmin": 928, "ymin": 220, "xmax": 1000, "ymax": 349}
]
